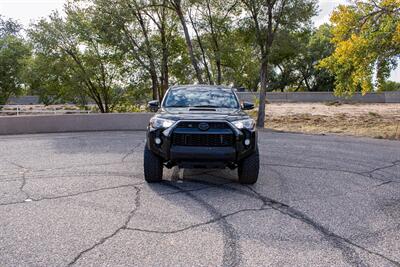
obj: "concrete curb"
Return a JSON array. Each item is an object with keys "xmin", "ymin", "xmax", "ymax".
[
  {"xmin": 0, "ymin": 113, "xmax": 154, "ymax": 135},
  {"xmin": 236, "ymin": 91, "xmax": 400, "ymax": 103}
]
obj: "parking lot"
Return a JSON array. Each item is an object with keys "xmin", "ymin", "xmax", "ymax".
[{"xmin": 0, "ymin": 131, "xmax": 399, "ymax": 266}]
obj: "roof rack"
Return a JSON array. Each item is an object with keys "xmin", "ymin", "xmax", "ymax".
[{"xmin": 170, "ymin": 84, "xmax": 232, "ymax": 90}]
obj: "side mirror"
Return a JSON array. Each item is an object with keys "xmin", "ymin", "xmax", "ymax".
[
  {"xmin": 148, "ymin": 100, "xmax": 160, "ymax": 112},
  {"xmin": 242, "ymin": 102, "xmax": 254, "ymax": 110}
]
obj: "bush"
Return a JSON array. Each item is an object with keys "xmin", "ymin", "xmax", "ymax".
[
  {"xmin": 382, "ymin": 81, "xmax": 400, "ymax": 91},
  {"xmin": 112, "ymin": 103, "xmax": 144, "ymax": 113}
]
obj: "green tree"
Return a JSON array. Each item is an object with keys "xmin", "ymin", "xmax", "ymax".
[
  {"xmin": 90, "ymin": 0, "xmax": 180, "ymax": 100},
  {"xmin": 169, "ymin": 0, "xmax": 204, "ymax": 84},
  {"xmin": 240, "ymin": 0, "xmax": 317, "ymax": 127},
  {"xmin": 270, "ymin": 24, "xmax": 335, "ymax": 92},
  {"xmin": 320, "ymin": 0, "xmax": 400, "ymax": 95},
  {"xmin": 23, "ymin": 54, "xmax": 87, "ymax": 105},
  {"xmin": 29, "ymin": 6, "xmax": 127, "ymax": 112},
  {"xmin": 0, "ymin": 16, "xmax": 30, "ymax": 105},
  {"xmin": 382, "ymin": 80, "xmax": 400, "ymax": 91}
]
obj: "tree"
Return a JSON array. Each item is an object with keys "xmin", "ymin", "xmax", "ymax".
[
  {"xmin": 0, "ymin": 16, "xmax": 30, "ymax": 105},
  {"xmin": 91, "ymin": 0, "xmax": 180, "ymax": 100},
  {"xmin": 188, "ymin": 0, "xmax": 239, "ymax": 85},
  {"xmin": 217, "ymin": 27, "xmax": 260, "ymax": 90},
  {"xmin": 240, "ymin": 0, "xmax": 317, "ymax": 127},
  {"xmin": 23, "ymin": 53, "xmax": 87, "ymax": 105},
  {"xmin": 29, "ymin": 7, "xmax": 127, "ymax": 113},
  {"xmin": 169, "ymin": 0, "xmax": 204, "ymax": 84},
  {"xmin": 382, "ymin": 80, "xmax": 400, "ymax": 91},
  {"xmin": 319, "ymin": 0, "xmax": 400, "ymax": 95},
  {"xmin": 270, "ymin": 24, "xmax": 335, "ymax": 92}
]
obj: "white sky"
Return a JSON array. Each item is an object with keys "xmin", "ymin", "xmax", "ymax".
[{"xmin": 0, "ymin": 0, "xmax": 399, "ymax": 81}]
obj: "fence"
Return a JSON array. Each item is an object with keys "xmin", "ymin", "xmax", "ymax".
[{"xmin": 0, "ymin": 106, "xmax": 92, "ymax": 116}]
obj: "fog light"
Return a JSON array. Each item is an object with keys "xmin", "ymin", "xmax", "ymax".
[
  {"xmin": 244, "ymin": 139, "xmax": 251, "ymax": 146},
  {"xmin": 155, "ymin": 137, "xmax": 162, "ymax": 145}
]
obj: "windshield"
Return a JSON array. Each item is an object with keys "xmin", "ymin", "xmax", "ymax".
[{"xmin": 163, "ymin": 88, "xmax": 239, "ymax": 108}]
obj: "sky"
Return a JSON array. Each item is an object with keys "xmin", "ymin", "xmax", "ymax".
[{"xmin": 0, "ymin": 0, "xmax": 399, "ymax": 81}]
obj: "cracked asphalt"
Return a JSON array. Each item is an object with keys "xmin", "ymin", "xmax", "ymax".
[{"xmin": 0, "ymin": 131, "xmax": 399, "ymax": 267}]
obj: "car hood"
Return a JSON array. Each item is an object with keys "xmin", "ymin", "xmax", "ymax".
[{"xmin": 155, "ymin": 107, "xmax": 250, "ymax": 122}]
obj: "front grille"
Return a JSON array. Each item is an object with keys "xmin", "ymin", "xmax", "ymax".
[
  {"xmin": 172, "ymin": 121, "xmax": 235, "ymax": 147},
  {"xmin": 172, "ymin": 133, "xmax": 234, "ymax": 147},
  {"xmin": 176, "ymin": 121, "xmax": 230, "ymax": 129}
]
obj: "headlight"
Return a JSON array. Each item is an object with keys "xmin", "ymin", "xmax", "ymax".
[
  {"xmin": 232, "ymin": 119, "xmax": 255, "ymax": 130},
  {"xmin": 150, "ymin": 117, "xmax": 175, "ymax": 129}
]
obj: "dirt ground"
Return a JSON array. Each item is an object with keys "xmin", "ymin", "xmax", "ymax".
[{"xmin": 262, "ymin": 103, "xmax": 400, "ymax": 140}]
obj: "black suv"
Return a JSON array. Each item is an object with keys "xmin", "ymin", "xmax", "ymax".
[{"xmin": 144, "ymin": 85, "xmax": 259, "ymax": 184}]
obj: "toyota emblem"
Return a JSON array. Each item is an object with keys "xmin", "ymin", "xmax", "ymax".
[{"xmin": 198, "ymin": 122, "xmax": 210, "ymax": 131}]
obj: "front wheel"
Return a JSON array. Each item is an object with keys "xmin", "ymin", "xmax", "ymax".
[
  {"xmin": 238, "ymin": 149, "xmax": 259, "ymax": 184},
  {"xmin": 144, "ymin": 144, "xmax": 163, "ymax": 183}
]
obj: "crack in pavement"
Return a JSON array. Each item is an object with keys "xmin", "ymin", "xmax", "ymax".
[
  {"xmin": 0, "ymin": 170, "xmax": 141, "ymax": 184},
  {"xmin": 263, "ymin": 162, "xmax": 377, "ymax": 181},
  {"xmin": 165, "ymin": 177, "xmax": 399, "ymax": 266},
  {"xmin": 376, "ymin": 180, "xmax": 400, "ymax": 187},
  {"xmin": 244, "ymin": 186, "xmax": 400, "ymax": 267},
  {"xmin": 67, "ymin": 186, "xmax": 141, "ymax": 266},
  {"xmin": 114, "ymin": 170, "xmax": 400, "ymax": 266},
  {"xmin": 32, "ymin": 161, "xmax": 126, "ymax": 173},
  {"xmin": 125, "ymin": 177, "xmax": 398, "ymax": 267},
  {"xmin": 360, "ymin": 160, "xmax": 400, "ymax": 181},
  {"xmin": 0, "ymin": 183, "xmax": 143, "ymax": 207},
  {"xmin": 125, "ymin": 207, "xmax": 271, "ymax": 234},
  {"xmin": 4, "ymin": 160, "xmax": 31, "ymax": 200},
  {"xmin": 160, "ymin": 176, "xmax": 235, "ymax": 196},
  {"xmin": 162, "ymin": 181, "xmax": 242, "ymax": 267},
  {"xmin": 121, "ymin": 141, "xmax": 143, "ymax": 162},
  {"xmin": 264, "ymin": 160, "xmax": 400, "ymax": 184}
]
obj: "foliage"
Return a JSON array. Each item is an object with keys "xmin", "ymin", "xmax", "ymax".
[
  {"xmin": 240, "ymin": 0, "xmax": 318, "ymax": 127},
  {"xmin": 0, "ymin": 16, "xmax": 30, "ymax": 105},
  {"xmin": 270, "ymin": 24, "xmax": 335, "ymax": 92},
  {"xmin": 28, "ymin": 6, "xmax": 129, "ymax": 112},
  {"xmin": 382, "ymin": 80, "xmax": 400, "ymax": 91},
  {"xmin": 319, "ymin": 0, "xmax": 400, "ymax": 95}
]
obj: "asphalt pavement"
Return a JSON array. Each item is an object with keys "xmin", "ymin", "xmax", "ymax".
[{"xmin": 0, "ymin": 131, "xmax": 399, "ymax": 267}]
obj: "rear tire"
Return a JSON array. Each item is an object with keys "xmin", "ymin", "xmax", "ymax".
[
  {"xmin": 238, "ymin": 149, "xmax": 259, "ymax": 184},
  {"xmin": 144, "ymin": 144, "xmax": 163, "ymax": 183}
]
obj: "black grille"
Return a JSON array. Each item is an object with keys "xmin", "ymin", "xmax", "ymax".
[
  {"xmin": 176, "ymin": 121, "xmax": 230, "ymax": 129},
  {"xmin": 172, "ymin": 133, "xmax": 234, "ymax": 147}
]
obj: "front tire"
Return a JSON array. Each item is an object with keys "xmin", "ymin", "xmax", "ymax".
[
  {"xmin": 144, "ymin": 144, "xmax": 163, "ymax": 183},
  {"xmin": 238, "ymin": 149, "xmax": 259, "ymax": 184}
]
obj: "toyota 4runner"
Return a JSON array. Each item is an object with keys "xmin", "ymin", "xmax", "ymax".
[{"xmin": 144, "ymin": 85, "xmax": 259, "ymax": 184}]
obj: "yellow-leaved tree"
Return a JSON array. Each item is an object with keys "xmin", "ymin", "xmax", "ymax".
[{"xmin": 320, "ymin": 0, "xmax": 400, "ymax": 95}]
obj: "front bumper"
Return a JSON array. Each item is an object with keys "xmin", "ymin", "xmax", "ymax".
[
  {"xmin": 147, "ymin": 120, "xmax": 257, "ymax": 167},
  {"xmin": 170, "ymin": 146, "xmax": 236, "ymax": 161}
]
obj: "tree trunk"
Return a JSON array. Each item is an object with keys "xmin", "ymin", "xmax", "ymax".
[
  {"xmin": 160, "ymin": 31, "xmax": 169, "ymax": 99},
  {"xmin": 256, "ymin": 58, "xmax": 268, "ymax": 128},
  {"xmin": 206, "ymin": 0, "xmax": 222, "ymax": 84},
  {"xmin": 130, "ymin": 2, "xmax": 160, "ymax": 100},
  {"xmin": 188, "ymin": 11, "xmax": 213, "ymax": 84},
  {"xmin": 150, "ymin": 73, "xmax": 159, "ymax": 100},
  {"xmin": 172, "ymin": 0, "xmax": 204, "ymax": 84}
]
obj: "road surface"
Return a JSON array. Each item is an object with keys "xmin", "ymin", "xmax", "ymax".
[{"xmin": 0, "ymin": 131, "xmax": 399, "ymax": 266}]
